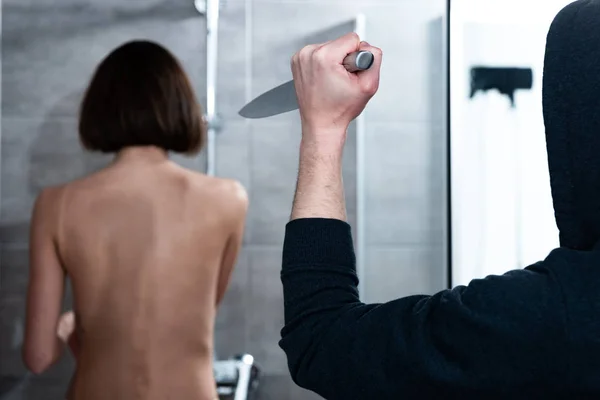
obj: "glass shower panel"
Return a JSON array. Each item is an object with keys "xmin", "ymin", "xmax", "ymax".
[{"xmin": 361, "ymin": 10, "xmax": 449, "ymax": 303}]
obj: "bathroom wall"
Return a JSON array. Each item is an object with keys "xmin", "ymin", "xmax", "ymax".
[{"xmin": 0, "ymin": 0, "xmax": 448, "ymax": 399}]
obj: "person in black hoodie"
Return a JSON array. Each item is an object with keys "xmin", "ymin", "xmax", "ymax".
[{"xmin": 280, "ymin": 1, "xmax": 600, "ymax": 399}]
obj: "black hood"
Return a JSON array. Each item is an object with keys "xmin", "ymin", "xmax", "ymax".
[{"xmin": 543, "ymin": 0, "xmax": 600, "ymax": 250}]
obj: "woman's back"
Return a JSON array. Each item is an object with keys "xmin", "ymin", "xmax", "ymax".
[
  {"xmin": 22, "ymin": 40, "xmax": 247, "ymax": 399},
  {"xmin": 53, "ymin": 150, "xmax": 247, "ymax": 399}
]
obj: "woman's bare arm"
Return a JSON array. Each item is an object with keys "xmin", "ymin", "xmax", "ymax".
[{"xmin": 23, "ymin": 188, "xmax": 67, "ymax": 374}]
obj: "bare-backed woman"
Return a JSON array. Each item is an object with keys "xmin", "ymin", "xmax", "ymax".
[{"xmin": 22, "ymin": 40, "xmax": 247, "ymax": 400}]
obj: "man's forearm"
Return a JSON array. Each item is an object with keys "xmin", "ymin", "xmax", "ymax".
[{"xmin": 290, "ymin": 133, "xmax": 347, "ymax": 221}]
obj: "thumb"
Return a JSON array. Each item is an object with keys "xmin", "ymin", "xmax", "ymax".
[
  {"xmin": 356, "ymin": 41, "xmax": 382, "ymax": 96},
  {"xmin": 322, "ymin": 32, "xmax": 361, "ymax": 64}
]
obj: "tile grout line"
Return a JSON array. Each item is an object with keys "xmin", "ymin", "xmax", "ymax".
[
  {"xmin": 245, "ymin": 0, "xmax": 253, "ymax": 104},
  {"xmin": 244, "ymin": 0, "xmax": 254, "ymax": 347},
  {"xmin": 244, "ymin": 0, "xmax": 257, "ymax": 251}
]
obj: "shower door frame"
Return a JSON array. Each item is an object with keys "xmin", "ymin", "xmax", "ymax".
[
  {"xmin": 446, "ymin": 0, "xmax": 452, "ymax": 289},
  {"xmin": 355, "ymin": 14, "xmax": 367, "ymax": 299}
]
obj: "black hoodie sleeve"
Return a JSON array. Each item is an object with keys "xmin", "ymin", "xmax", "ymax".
[{"xmin": 280, "ymin": 218, "xmax": 566, "ymax": 399}]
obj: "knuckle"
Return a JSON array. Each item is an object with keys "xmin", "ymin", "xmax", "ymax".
[
  {"xmin": 299, "ymin": 44, "xmax": 316, "ymax": 59},
  {"xmin": 348, "ymin": 32, "xmax": 359, "ymax": 41},
  {"xmin": 312, "ymin": 47, "xmax": 328, "ymax": 63},
  {"xmin": 362, "ymin": 81, "xmax": 378, "ymax": 95},
  {"xmin": 297, "ymin": 46, "xmax": 307, "ymax": 57}
]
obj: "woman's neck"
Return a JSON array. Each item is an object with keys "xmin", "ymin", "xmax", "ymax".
[{"xmin": 113, "ymin": 146, "xmax": 169, "ymax": 165}]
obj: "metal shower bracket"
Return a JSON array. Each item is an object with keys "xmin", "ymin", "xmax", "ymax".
[
  {"xmin": 205, "ymin": 113, "xmax": 223, "ymax": 133},
  {"xmin": 196, "ymin": 0, "xmax": 222, "ymax": 176},
  {"xmin": 194, "ymin": 0, "xmax": 227, "ymax": 14}
]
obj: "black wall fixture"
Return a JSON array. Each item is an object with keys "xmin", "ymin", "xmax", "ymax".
[{"xmin": 469, "ymin": 66, "xmax": 534, "ymax": 107}]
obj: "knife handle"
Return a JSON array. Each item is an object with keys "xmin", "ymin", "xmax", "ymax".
[{"xmin": 342, "ymin": 51, "xmax": 374, "ymax": 73}]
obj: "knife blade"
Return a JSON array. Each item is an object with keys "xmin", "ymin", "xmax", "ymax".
[{"xmin": 238, "ymin": 50, "xmax": 374, "ymax": 119}]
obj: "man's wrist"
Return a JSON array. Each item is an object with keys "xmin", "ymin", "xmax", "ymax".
[{"xmin": 300, "ymin": 128, "xmax": 347, "ymax": 157}]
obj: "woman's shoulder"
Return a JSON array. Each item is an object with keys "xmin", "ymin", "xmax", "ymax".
[
  {"xmin": 186, "ymin": 172, "xmax": 247, "ymax": 204},
  {"xmin": 181, "ymin": 173, "xmax": 249, "ymax": 224}
]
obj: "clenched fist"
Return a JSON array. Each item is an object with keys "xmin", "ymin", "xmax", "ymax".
[{"xmin": 291, "ymin": 32, "xmax": 382, "ymax": 144}]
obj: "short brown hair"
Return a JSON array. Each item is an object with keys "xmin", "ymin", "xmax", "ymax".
[{"xmin": 79, "ymin": 40, "xmax": 206, "ymax": 154}]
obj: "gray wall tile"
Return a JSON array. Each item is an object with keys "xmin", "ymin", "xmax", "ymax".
[
  {"xmin": 247, "ymin": 121, "xmax": 358, "ymax": 246},
  {"xmin": 214, "ymin": 122, "xmax": 253, "ymax": 244},
  {"xmin": 246, "ymin": 247, "xmax": 287, "ymax": 375},
  {"xmin": 3, "ymin": 4, "xmax": 207, "ymax": 118},
  {"xmin": 344, "ymin": 122, "xmax": 358, "ymax": 225},
  {"xmin": 214, "ymin": 248, "xmax": 251, "ymax": 360},
  {"xmin": 363, "ymin": 246, "xmax": 446, "ymax": 304},
  {"xmin": 255, "ymin": 373, "xmax": 325, "ymax": 399},
  {"xmin": 364, "ymin": 123, "xmax": 446, "ymax": 246},
  {"xmin": 255, "ymin": 374, "xmax": 295, "ymax": 400},
  {"xmin": 362, "ymin": 1, "xmax": 446, "ymax": 124},
  {"xmin": 247, "ymin": 121, "xmax": 300, "ymax": 245},
  {"xmin": 0, "ymin": 260, "xmax": 27, "ymax": 378},
  {"xmin": 289, "ymin": 382, "xmax": 324, "ymax": 400},
  {"xmin": 1, "ymin": 117, "xmax": 91, "ymax": 243},
  {"xmin": 215, "ymin": 122, "xmax": 252, "ymax": 191},
  {"xmin": 0, "ymin": 244, "xmax": 75, "ymax": 378},
  {"xmin": 0, "ymin": 296, "xmax": 27, "ymax": 377},
  {"xmin": 216, "ymin": 0, "xmax": 249, "ymax": 123},
  {"xmin": 0, "ymin": 244, "xmax": 29, "ymax": 303}
]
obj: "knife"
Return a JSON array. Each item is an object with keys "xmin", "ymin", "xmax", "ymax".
[{"xmin": 238, "ymin": 50, "xmax": 374, "ymax": 119}]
